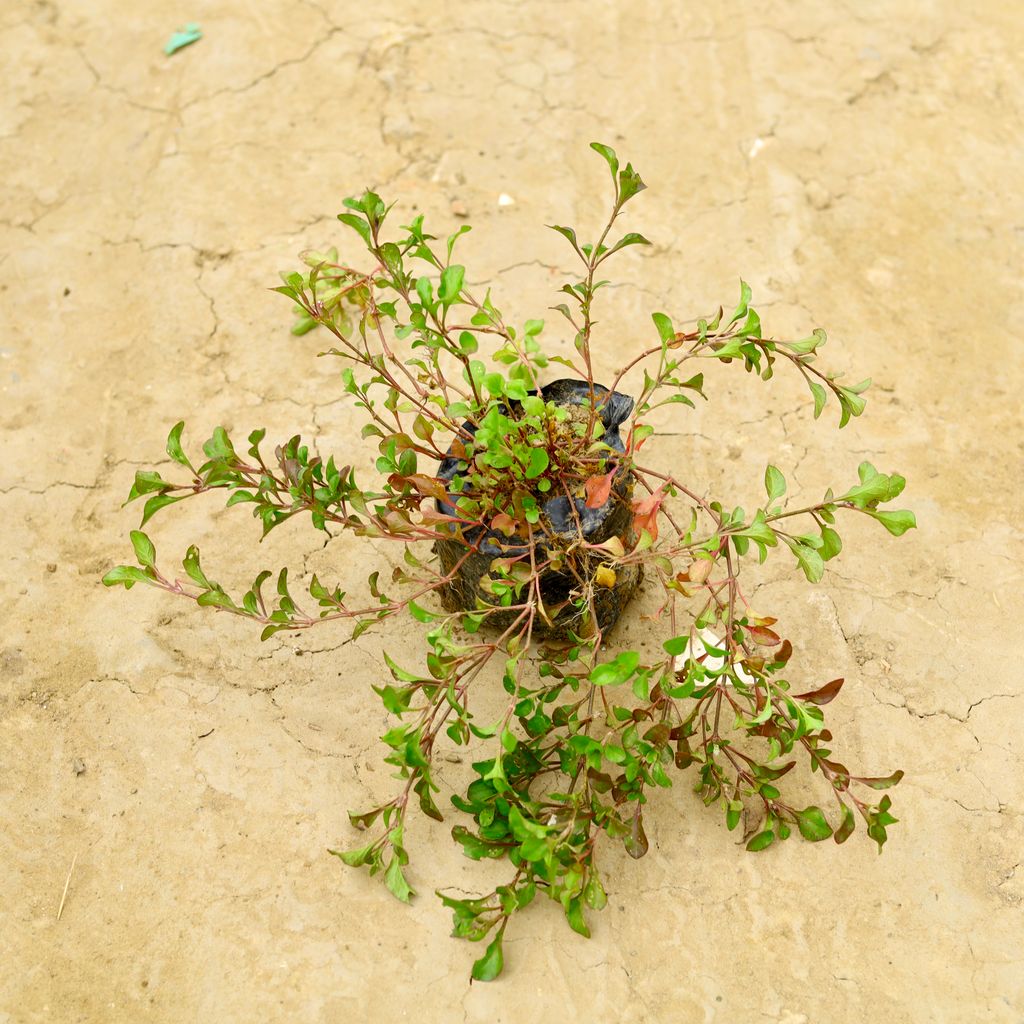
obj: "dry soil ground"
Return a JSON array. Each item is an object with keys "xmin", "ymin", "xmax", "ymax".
[{"xmin": 2, "ymin": 1, "xmax": 1023, "ymax": 1022}]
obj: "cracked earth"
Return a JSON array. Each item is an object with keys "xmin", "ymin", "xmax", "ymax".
[{"xmin": 2, "ymin": 1, "xmax": 1022, "ymax": 1022}]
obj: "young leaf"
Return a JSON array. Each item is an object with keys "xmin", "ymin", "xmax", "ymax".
[
  {"xmin": 548, "ymin": 224, "xmax": 582, "ymax": 256},
  {"xmin": 787, "ymin": 539, "xmax": 824, "ymax": 583},
  {"xmin": 607, "ymin": 232, "xmax": 651, "ymax": 256},
  {"xmin": 130, "ymin": 530, "xmax": 156, "ymax": 569},
  {"xmin": 651, "ymin": 311, "xmax": 675, "ymax": 345},
  {"xmin": 809, "ymin": 381, "xmax": 828, "ymax": 419},
  {"xmin": 730, "ymin": 279, "xmax": 752, "ymax": 325},
  {"xmin": 102, "ymin": 565, "xmax": 153, "ymax": 589},
  {"xmin": 165, "ymin": 421, "xmax": 192, "ymax": 469},
  {"xmin": 438, "ymin": 265, "xmax": 465, "ymax": 307},
  {"xmin": 589, "ymin": 141, "xmax": 619, "ymax": 184},
  {"xmin": 764, "ymin": 465, "xmax": 786, "ymax": 504}
]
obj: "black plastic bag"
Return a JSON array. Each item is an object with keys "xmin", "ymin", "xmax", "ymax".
[{"xmin": 433, "ymin": 379, "xmax": 641, "ymax": 639}]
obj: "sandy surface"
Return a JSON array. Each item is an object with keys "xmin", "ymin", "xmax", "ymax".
[{"xmin": 2, "ymin": 1, "xmax": 1023, "ymax": 1021}]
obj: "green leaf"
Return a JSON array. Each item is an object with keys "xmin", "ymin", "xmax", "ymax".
[
  {"xmin": 785, "ymin": 328, "xmax": 827, "ymax": 355},
  {"xmin": 736, "ymin": 509, "xmax": 776, "ymax": 547},
  {"xmin": 101, "ymin": 565, "xmax": 153, "ymax": 589},
  {"xmin": 165, "ymin": 421, "xmax": 192, "ymax": 469},
  {"xmin": 725, "ymin": 801, "xmax": 742, "ymax": 831},
  {"xmin": 590, "ymin": 650, "xmax": 640, "ymax": 687},
  {"xmin": 202, "ymin": 426, "xmax": 236, "ymax": 462},
  {"xmin": 130, "ymin": 530, "xmax": 156, "ymax": 569},
  {"xmin": 524, "ymin": 448, "xmax": 549, "ymax": 479},
  {"xmin": 583, "ymin": 871, "xmax": 607, "ymax": 911},
  {"xmin": 730, "ymin": 279, "xmax": 752, "ymax": 325},
  {"xmin": 788, "ymin": 539, "xmax": 824, "ymax": 583},
  {"xmin": 182, "ymin": 545, "xmax": 211, "ymax": 588},
  {"xmin": 565, "ymin": 897, "xmax": 590, "ymax": 938},
  {"xmin": 663, "ymin": 634, "xmax": 690, "ymax": 657},
  {"xmin": 384, "ymin": 856, "xmax": 415, "ymax": 903},
  {"xmin": 809, "ymin": 381, "xmax": 827, "ymax": 419},
  {"xmin": 746, "ymin": 829, "xmax": 775, "ymax": 852},
  {"xmin": 795, "ymin": 806, "xmax": 833, "ymax": 842},
  {"xmin": 843, "ymin": 463, "xmax": 907, "ymax": 510},
  {"xmin": 451, "ymin": 826, "xmax": 506, "ymax": 861},
  {"xmin": 337, "ymin": 212, "xmax": 371, "ymax": 245},
  {"xmin": 291, "ymin": 315, "xmax": 317, "ymax": 336},
  {"xmin": 330, "ymin": 843, "xmax": 376, "ymax": 868},
  {"xmin": 651, "ymin": 311, "xmax": 675, "ymax": 345},
  {"xmin": 548, "ymin": 224, "xmax": 581, "ymax": 254},
  {"xmin": 866, "ymin": 509, "xmax": 917, "ymax": 536},
  {"xmin": 589, "ymin": 141, "xmax": 619, "ymax": 183},
  {"xmin": 617, "ymin": 163, "xmax": 646, "ymax": 204},
  {"xmin": 403, "ymin": 584, "xmax": 434, "ymax": 613},
  {"xmin": 607, "ymin": 232, "xmax": 651, "ymax": 256},
  {"xmin": 819, "ymin": 525, "xmax": 843, "ymax": 561},
  {"xmin": 126, "ymin": 469, "xmax": 171, "ymax": 503},
  {"xmin": 837, "ymin": 387, "xmax": 867, "ymax": 427},
  {"xmin": 764, "ymin": 465, "xmax": 786, "ymax": 504},
  {"xmin": 736, "ymin": 307, "xmax": 761, "ymax": 339},
  {"xmin": 140, "ymin": 494, "xmax": 185, "ymax": 526},
  {"xmin": 470, "ymin": 928, "xmax": 505, "ymax": 982},
  {"xmin": 438, "ymin": 264, "xmax": 465, "ymax": 306}
]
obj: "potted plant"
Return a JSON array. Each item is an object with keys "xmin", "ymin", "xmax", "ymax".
[{"xmin": 104, "ymin": 143, "xmax": 913, "ymax": 980}]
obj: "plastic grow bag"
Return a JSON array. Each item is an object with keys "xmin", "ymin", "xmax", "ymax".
[{"xmin": 432, "ymin": 379, "xmax": 642, "ymax": 639}]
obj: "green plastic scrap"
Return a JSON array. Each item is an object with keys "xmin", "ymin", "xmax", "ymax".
[{"xmin": 164, "ymin": 23, "xmax": 202, "ymax": 56}]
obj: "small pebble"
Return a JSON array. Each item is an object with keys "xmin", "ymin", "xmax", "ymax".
[
  {"xmin": 497, "ymin": 193, "xmax": 515, "ymax": 208},
  {"xmin": 46, "ymin": 563, "xmax": 57, "ymax": 573},
  {"xmin": 451, "ymin": 200, "xmax": 469, "ymax": 219},
  {"xmin": 444, "ymin": 754, "xmax": 463, "ymax": 764},
  {"xmin": 72, "ymin": 758, "xmax": 86, "ymax": 775}
]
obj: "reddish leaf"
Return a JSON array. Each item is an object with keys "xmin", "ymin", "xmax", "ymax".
[
  {"xmin": 418, "ymin": 507, "xmax": 466, "ymax": 529},
  {"xmin": 583, "ymin": 469, "xmax": 616, "ymax": 509},
  {"xmin": 747, "ymin": 624, "xmax": 781, "ymax": 647},
  {"xmin": 686, "ymin": 559, "xmax": 713, "ymax": 584},
  {"xmin": 834, "ymin": 804, "xmax": 856, "ymax": 844},
  {"xmin": 853, "ymin": 770, "xmax": 904, "ymax": 790},
  {"xmin": 624, "ymin": 807, "xmax": 649, "ymax": 859},
  {"xmin": 794, "ymin": 677, "xmax": 845, "ymax": 705},
  {"xmin": 404, "ymin": 474, "xmax": 447, "ymax": 500},
  {"xmin": 631, "ymin": 489, "xmax": 665, "ymax": 542},
  {"xmin": 490, "ymin": 512, "xmax": 517, "ymax": 537},
  {"xmin": 771, "ymin": 639, "xmax": 793, "ymax": 667}
]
